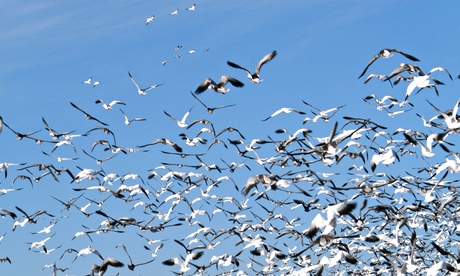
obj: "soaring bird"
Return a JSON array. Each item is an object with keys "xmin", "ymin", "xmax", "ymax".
[
  {"xmin": 190, "ymin": 92, "xmax": 235, "ymax": 114},
  {"xmin": 227, "ymin": 50, "xmax": 277, "ymax": 83},
  {"xmin": 358, "ymin": 48, "xmax": 420, "ymax": 79},
  {"xmin": 262, "ymin": 107, "xmax": 306, "ymax": 122},
  {"xmin": 70, "ymin": 102, "xmax": 109, "ymax": 126},
  {"xmin": 128, "ymin": 71, "xmax": 163, "ymax": 95},
  {"xmin": 95, "ymin": 99, "xmax": 126, "ymax": 110},
  {"xmin": 163, "ymin": 106, "xmax": 193, "ymax": 128},
  {"xmin": 145, "ymin": 15, "xmax": 154, "ymax": 25},
  {"xmin": 194, "ymin": 76, "xmax": 244, "ymax": 94},
  {"xmin": 138, "ymin": 138, "xmax": 183, "ymax": 152},
  {"xmin": 90, "ymin": 257, "xmax": 124, "ymax": 276}
]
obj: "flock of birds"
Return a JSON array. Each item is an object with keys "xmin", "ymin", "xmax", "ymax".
[{"xmin": 3, "ymin": 6, "xmax": 460, "ymax": 276}]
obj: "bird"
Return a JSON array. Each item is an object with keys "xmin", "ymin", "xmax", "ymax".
[
  {"xmin": 190, "ymin": 92, "xmax": 235, "ymax": 114},
  {"xmin": 242, "ymin": 174, "xmax": 278, "ymax": 196},
  {"xmin": 70, "ymin": 102, "xmax": 109, "ymax": 126},
  {"xmin": 128, "ymin": 71, "xmax": 163, "ymax": 95},
  {"xmin": 262, "ymin": 107, "xmax": 306, "ymax": 122},
  {"xmin": 170, "ymin": 9, "xmax": 178, "ymax": 15},
  {"xmin": 194, "ymin": 76, "xmax": 244, "ymax": 94},
  {"xmin": 0, "ymin": 257, "xmax": 11, "ymax": 264},
  {"xmin": 95, "ymin": 99, "xmax": 126, "ymax": 110},
  {"xmin": 186, "ymin": 4, "xmax": 196, "ymax": 11},
  {"xmin": 120, "ymin": 109, "xmax": 146, "ymax": 125},
  {"xmin": 116, "ymin": 243, "xmax": 154, "ymax": 271},
  {"xmin": 138, "ymin": 138, "xmax": 183, "ymax": 152},
  {"xmin": 384, "ymin": 63, "xmax": 424, "ymax": 82},
  {"xmin": 90, "ymin": 257, "xmax": 124, "ymax": 276},
  {"xmin": 145, "ymin": 15, "xmax": 154, "ymax": 25},
  {"xmin": 82, "ymin": 77, "xmax": 92, "ymax": 84},
  {"xmin": 358, "ymin": 48, "xmax": 420, "ymax": 79},
  {"xmin": 227, "ymin": 50, "xmax": 277, "ymax": 83},
  {"xmin": 163, "ymin": 106, "xmax": 193, "ymax": 128},
  {"xmin": 370, "ymin": 147, "xmax": 399, "ymax": 171}
]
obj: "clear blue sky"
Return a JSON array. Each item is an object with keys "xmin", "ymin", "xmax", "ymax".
[{"xmin": 1, "ymin": 1, "xmax": 460, "ymax": 275}]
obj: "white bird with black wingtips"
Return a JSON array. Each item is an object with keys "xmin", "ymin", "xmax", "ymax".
[
  {"xmin": 128, "ymin": 71, "xmax": 163, "ymax": 95},
  {"xmin": 195, "ymin": 76, "xmax": 244, "ymax": 94},
  {"xmin": 227, "ymin": 50, "xmax": 277, "ymax": 83}
]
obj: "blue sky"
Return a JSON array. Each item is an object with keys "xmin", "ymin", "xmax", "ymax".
[{"xmin": 1, "ymin": 1, "xmax": 460, "ymax": 275}]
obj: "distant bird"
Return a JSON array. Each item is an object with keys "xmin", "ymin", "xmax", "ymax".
[
  {"xmin": 186, "ymin": 4, "xmax": 196, "ymax": 11},
  {"xmin": 146, "ymin": 15, "xmax": 154, "ymax": 25},
  {"xmin": 302, "ymin": 101, "xmax": 345, "ymax": 123},
  {"xmin": 92, "ymin": 81, "xmax": 100, "ymax": 88},
  {"xmin": 138, "ymin": 138, "xmax": 183, "ymax": 152},
  {"xmin": 170, "ymin": 9, "xmax": 178, "ymax": 15},
  {"xmin": 190, "ymin": 92, "xmax": 235, "ymax": 114},
  {"xmin": 116, "ymin": 243, "xmax": 154, "ymax": 271},
  {"xmin": 384, "ymin": 63, "xmax": 424, "ymax": 82},
  {"xmin": 227, "ymin": 50, "xmax": 277, "ymax": 83},
  {"xmin": 358, "ymin": 48, "xmax": 420, "ymax": 79},
  {"xmin": 161, "ymin": 60, "xmax": 168, "ymax": 66},
  {"xmin": 0, "ymin": 257, "xmax": 11, "ymax": 264},
  {"xmin": 95, "ymin": 99, "xmax": 126, "ymax": 110},
  {"xmin": 370, "ymin": 147, "xmax": 399, "ymax": 171},
  {"xmin": 120, "ymin": 109, "xmax": 146, "ymax": 125},
  {"xmin": 128, "ymin": 71, "xmax": 163, "ymax": 95},
  {"xmin": 194, "ymin": 76, "xmax": 244, "ymax": 94},
  {"xmin": 242, "ymin": 174, "xmax": 278, "ymax": 196},
  {"xmin": 163, "ymin": 106, "xmax": 193, "ymax": 128},
  {"xmin": 262, "ymin": 107, "xmax": 306, "ymax": 122},
  {"xmin": 91, "ymin": 257, "xmax": 124, "ymax": 276},
  {"xmin": 428, "ymin": 66, "xmax": 453, "ymax": 80},
  {"xmin": 70, "ymin": 102, "xmax": 109, "ymax": 126},
  {"xmin": 82, "ymin": 77, "xmax": 92, "ymax": 84}
]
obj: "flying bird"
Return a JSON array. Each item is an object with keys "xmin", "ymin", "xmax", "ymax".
[
  {"xmin": 120, "ymin": 109, "xmax": 146, "ymax": 125},
  {"xmin": 138, "ymin": 138, "xmax": 183, "ymax": 152},
  {"xmin": 128, "ymin": 71, "xmax": 163, "ymax": 95},
  {"xmin": 227, "ymin": 50, "xmax": 277, "ymax": 83},
  {"xmin": 90, "ymin": 257, "xmax": 124, "ymax": 276},
  {"xmin": 358, "ymin": 48, "xmax": 420, "ymax": 79},
  {"xmin": 194, "ymin": 76, "xmax": 244, "ymax": 94},
  {"xmin": 95, "ymin": 99, "xmax": 126, "ymax": 110},
  {"xmin": 70, "ymin": 102, "xmax": 109, "ymax": 126},
  {"xmin": 163, "ymin": 106, "xmax": 193, "ymax": 128},
  {"xmin": 190, "ymin": 92, "xmax": 235, "ymax": 114},
  {"xmin": 262, "ymin": 107, "xmax": 306, "ymax": 122},
  {"xmin": 145, "ymin": 15, "xmax": 154, "ymax": 25},
  {"xmin": 186, "ymin": 4, "xmax": 196, "ymax": 11}
]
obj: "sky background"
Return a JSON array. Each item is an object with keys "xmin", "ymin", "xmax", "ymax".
[{"xmin": 1, "ymin": 1, "xmax": 460, "ymax": 275}]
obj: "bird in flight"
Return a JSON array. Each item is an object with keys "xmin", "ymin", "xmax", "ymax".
[
  {"xmin": 358, "ymin": 48, "xmax": 420, "ymax": 79},
  {"xmin": 146, "ymin": 15, "xmax": 154, "ymax": 25},
  {"xmin": 227, "ymin": 50, "xmax": 277, "ymax": 83},
  {"xmin": 190, "ymin": 92, "xmax": 235, "ymax": 114},
  {"xmin": 128, "ymin": 71, "xmax": 163, "ymax": 95},
  {"xmin": 195, "ymin": 76, "xmax": 244, "ymax": 94},
  {"xmin": 70, "ymin": 102, "xmax": 109, "ymax": 126}
]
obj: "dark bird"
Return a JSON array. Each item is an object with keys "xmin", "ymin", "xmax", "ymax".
[
  {"xmin": 195, "ymin": 76, "xmax": 244, "ymax": 94},
  {"xmin": 138, "ymin": 138, "xmax": 183, "ymax": 153},
  {"xmin": 70, "ymin": 102, "xmax": 109, "ymax": 126},
  {"xmin": 190, "ymin": 92, "xmax": 235, "ymax": 114},
  {"xmin": 90, "ymin": 257, "xmax": 124, "ymax": 276},
  {"xmin": 358, "ymin": 48, "xmax": 420, "ymax": 79},
  {"xmin": 227, "ymin": 50, "xmax": 277, "ymax": 83},
  {"xmin": 116, "ymin": 243, "xmax": 155, "ymax": 271}
]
